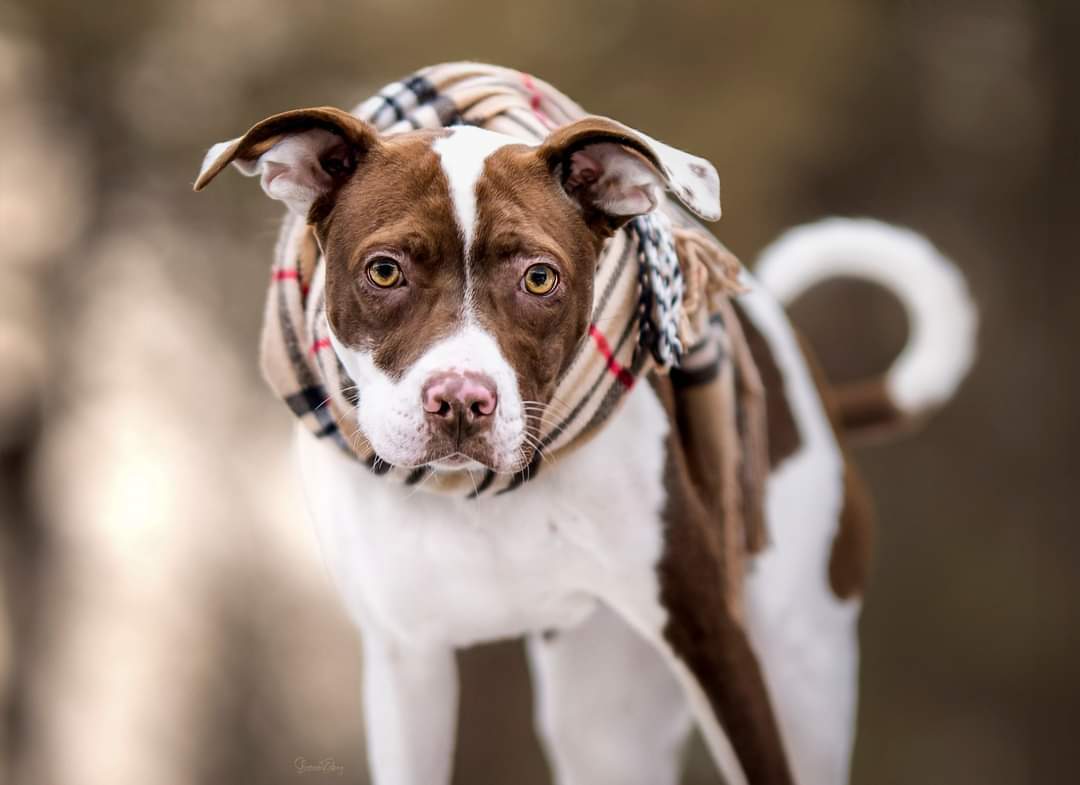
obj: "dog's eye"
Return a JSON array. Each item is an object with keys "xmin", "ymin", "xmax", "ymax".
[
  {"xmin": 366, "ymin": 257, "xmax": 403, "ymax": 288},
  {"xmin": 522, "ymin": 263, "xmax": 558, "ymax": 296}
]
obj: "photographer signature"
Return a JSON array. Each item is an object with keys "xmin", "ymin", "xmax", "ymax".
[{"xmin": 294, "ymin": 756, "xmax": 345, "ymax": 776}]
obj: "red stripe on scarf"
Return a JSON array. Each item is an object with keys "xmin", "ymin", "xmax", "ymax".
[
  {"xmin": 272, "ymin": 267, "xmax": 310, "ymax": 296},
  {"xmin": 520, "ymin": 72, "xmax": 556, "ymax": 129},
  {"xmin": 588, "ymin": 324, "xmax": 635, "ymax": 389},
  {"xmin": 310, "ymin": 337, "xmax": 331, "ymax": 355}
]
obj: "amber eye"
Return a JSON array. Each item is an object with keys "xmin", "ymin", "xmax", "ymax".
[
  {"xmin": 366, "ymin": 257, "xmax": 403, "ymax": 288},
  {"xmin": 522, "ymin": 263, "xmax": 558, "ymax": 296}
]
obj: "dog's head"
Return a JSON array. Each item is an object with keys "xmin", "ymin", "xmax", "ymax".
[{"xmin": 196, "ymin": 106, "xmax": 719, "ymax": 474}]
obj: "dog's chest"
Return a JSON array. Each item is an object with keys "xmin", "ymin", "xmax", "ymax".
[
  {"xmin": 296, "ymin": 384, "xmax": 672, "ymax": 648},
  {"xmin": 335, "ymin": 492, "xmax": 599, "ymax": 646}
]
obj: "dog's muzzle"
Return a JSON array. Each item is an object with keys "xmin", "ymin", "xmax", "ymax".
[{"xmin": 421, "ymin": 370, "xmax": 498, "ymax": 446}]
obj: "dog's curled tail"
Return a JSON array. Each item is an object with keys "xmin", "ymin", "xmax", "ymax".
[{"xmin": 755, "ymin": 217, "xmax": 977, "ymax": 441}]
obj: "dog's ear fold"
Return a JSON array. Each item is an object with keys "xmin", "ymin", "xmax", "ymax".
[
  {"xmin": 193, "ymin": 107, "xmax": 378, "ymax": 218},
  {"xmin": 537, "ymin": 116, "xmax": 721, "ymax": 228}
]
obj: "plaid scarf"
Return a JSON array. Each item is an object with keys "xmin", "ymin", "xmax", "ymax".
[{"xmin": 260, "ymin": 63, "xmax": 760, "ymax": 517}]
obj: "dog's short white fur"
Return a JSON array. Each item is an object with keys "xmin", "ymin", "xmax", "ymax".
[{"xmin": 203, "ymin": 116, "xmax": 975, "ymax": 785}]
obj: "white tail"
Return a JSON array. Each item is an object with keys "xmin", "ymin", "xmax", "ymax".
[{"xmin": 755, "ymin": 217, "xmax": 977, "ymax": 419}]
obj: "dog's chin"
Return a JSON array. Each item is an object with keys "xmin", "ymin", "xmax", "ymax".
[
  {"xmin": 424, "ymin": 442, "xmax": 511, "ymax": 474},
  {"xmin": 365, "ymin": 433, "xmax": 525, "ymax": 475},
  {"xmin": 428, "ymin": 454, "xmax": 491, "ymax": 473}
]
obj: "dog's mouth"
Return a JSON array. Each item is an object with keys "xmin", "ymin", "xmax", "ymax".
[
  {"xmin": 427, "ymin": 452, "xmax": 491, "ymax": 473},
  {"xmin": 358, "ymin": 399, "xmax": 540, "ymax": 479},
  {"xmin": 411, "ymin": 428, "xmax": 538, "ymax": 476}
]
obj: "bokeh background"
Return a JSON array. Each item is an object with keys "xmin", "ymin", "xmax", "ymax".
[{"xmin": 0, "ymin": 1, "xmax": 1074, "ymax": 783}]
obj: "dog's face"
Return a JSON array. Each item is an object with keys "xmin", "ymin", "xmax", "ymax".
[{"xmin": 196, "ymin": 107, "xmax": 719, "ymax": 474}]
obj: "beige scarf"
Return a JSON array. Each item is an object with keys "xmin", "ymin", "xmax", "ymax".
[{"xmin": 260, "ymin": 62, "xmax": 769, "ymax": 566}]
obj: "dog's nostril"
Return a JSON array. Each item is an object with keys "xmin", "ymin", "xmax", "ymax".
[
  {"xmin": 422, "ymin": 371, "xmax": 498, "ymax": 424},
  {"xmin": 470, "ymin": 393, "xmax": 497, "ymax": 417}
]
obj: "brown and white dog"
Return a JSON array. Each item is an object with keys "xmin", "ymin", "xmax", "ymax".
[{"xmin": 195, "ymin": 103, "xmax": 975, "ymax": 785}]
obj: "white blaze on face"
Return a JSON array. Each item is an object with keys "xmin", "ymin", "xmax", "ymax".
[
  {"xmin": 432, "ymin": 126, "xmax": 520, "ymax": 253},
  {"xmin": 329, "ymin": 326, "xmax": 526, "ymax": 472},
  {"xmin": 432, "ymin": 127, "xmax": 526, "ymax": 314}
]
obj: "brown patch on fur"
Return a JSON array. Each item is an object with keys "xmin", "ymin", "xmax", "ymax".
[
  {"xmin": 831, "ymin": 376, "xmax": 912, "ymax": 443},
  {"xmin": 796, "ymin": 335, "xmax": 876, "ymax": 599},
  {"xmin": 831, "ymin": 463, "xmax": 874, "ymax": 599},
  {"xmin": 651, "ymin": 375, "xmax": 795, "ymax": 785},
  {"xmin": 318, "ymin": 131, "xmax": 468, "ymax": 379},
  {"xmin": 731, "ymin": 302, "xmax": 802, "ymax": 468},
  {"xmin": 470, "ymin": 143, "xmax": 604, "ymax": 410}
]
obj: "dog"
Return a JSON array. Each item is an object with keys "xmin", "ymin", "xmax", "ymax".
[{"xmin": 194, "ymin": 65, "xmax": 976, "ymax": 785}]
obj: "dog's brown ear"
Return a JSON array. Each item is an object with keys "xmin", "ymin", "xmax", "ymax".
[
  {"xmin": 193, "ymin": 107, "xmax": 378, "ymax": 217},
  {"xmin": 537, "ymin": 115, "xmax": 721, "ymax": 225}
]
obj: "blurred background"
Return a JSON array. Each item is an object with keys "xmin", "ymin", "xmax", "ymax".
[{"xmin": 0, "ymin": 0, "xmax": 1074, "ymax": 783}]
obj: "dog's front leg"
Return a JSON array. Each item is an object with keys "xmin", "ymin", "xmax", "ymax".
[{"xmin": 360, "ymin": 625, "xmax": 458, "ymax": 785}]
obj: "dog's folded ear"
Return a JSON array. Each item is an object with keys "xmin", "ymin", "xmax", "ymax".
[
  {"xmin": 193, "ymin": 107, "xmax": 378, "ymax": 218},
  {"xmin": 537, "ymin": 116, "xmax": 721, "ymax": 226}
]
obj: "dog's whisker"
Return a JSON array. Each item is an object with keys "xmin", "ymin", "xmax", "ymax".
[
  {"xmin": 521, "ymin": 414, "xmax": 546, "ymax": 436},
  {"xmin": 345, "ymin": 422, "xmax": 373, "ymax": 456},
  {"xmin": 522, "ymin": 412, "xmax": 566, "ymax": 437},
  {"xmin": 521, "ymin": 408, "xmax": 570, "ymax": 422},
  {"xmin": 522, "ymin": 408, "xmax": 565, "ymax": 426},
  {"xmin": 519, "ymin": 431, "xmax": 556, "ymax": 470},
  {"xmin": 404, "ymin": 469, "xmax": 435, "ymax": 500},
  {"xmin": 521, "ymin": 398, "xmax": 573, "ymax": 412},
  {"xmin": 500, "ymin": 444, "xmax": 534, "ymax": 478},
  {"xmin": 521, "ymin": 401, "xmax": 574, "ymax": 421},
  {"xmin": 316, "ymin": 384, "xmax": 362, "ymax": 413},
  {"xmin": 465, "ymin": 464, "xmax": 480, "ymax": 498},
  {"xmin": 544, "ymin": 392, "xmax": 577, "ymax": 412},
  {"xmin": 520, "ymin": 406, "xmax": 572, "ymax": 428}
]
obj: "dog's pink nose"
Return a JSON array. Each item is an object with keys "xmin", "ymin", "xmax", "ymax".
[{"xmin": 421, "ymin": 371, "xmax": 498, "ymax": 423}]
